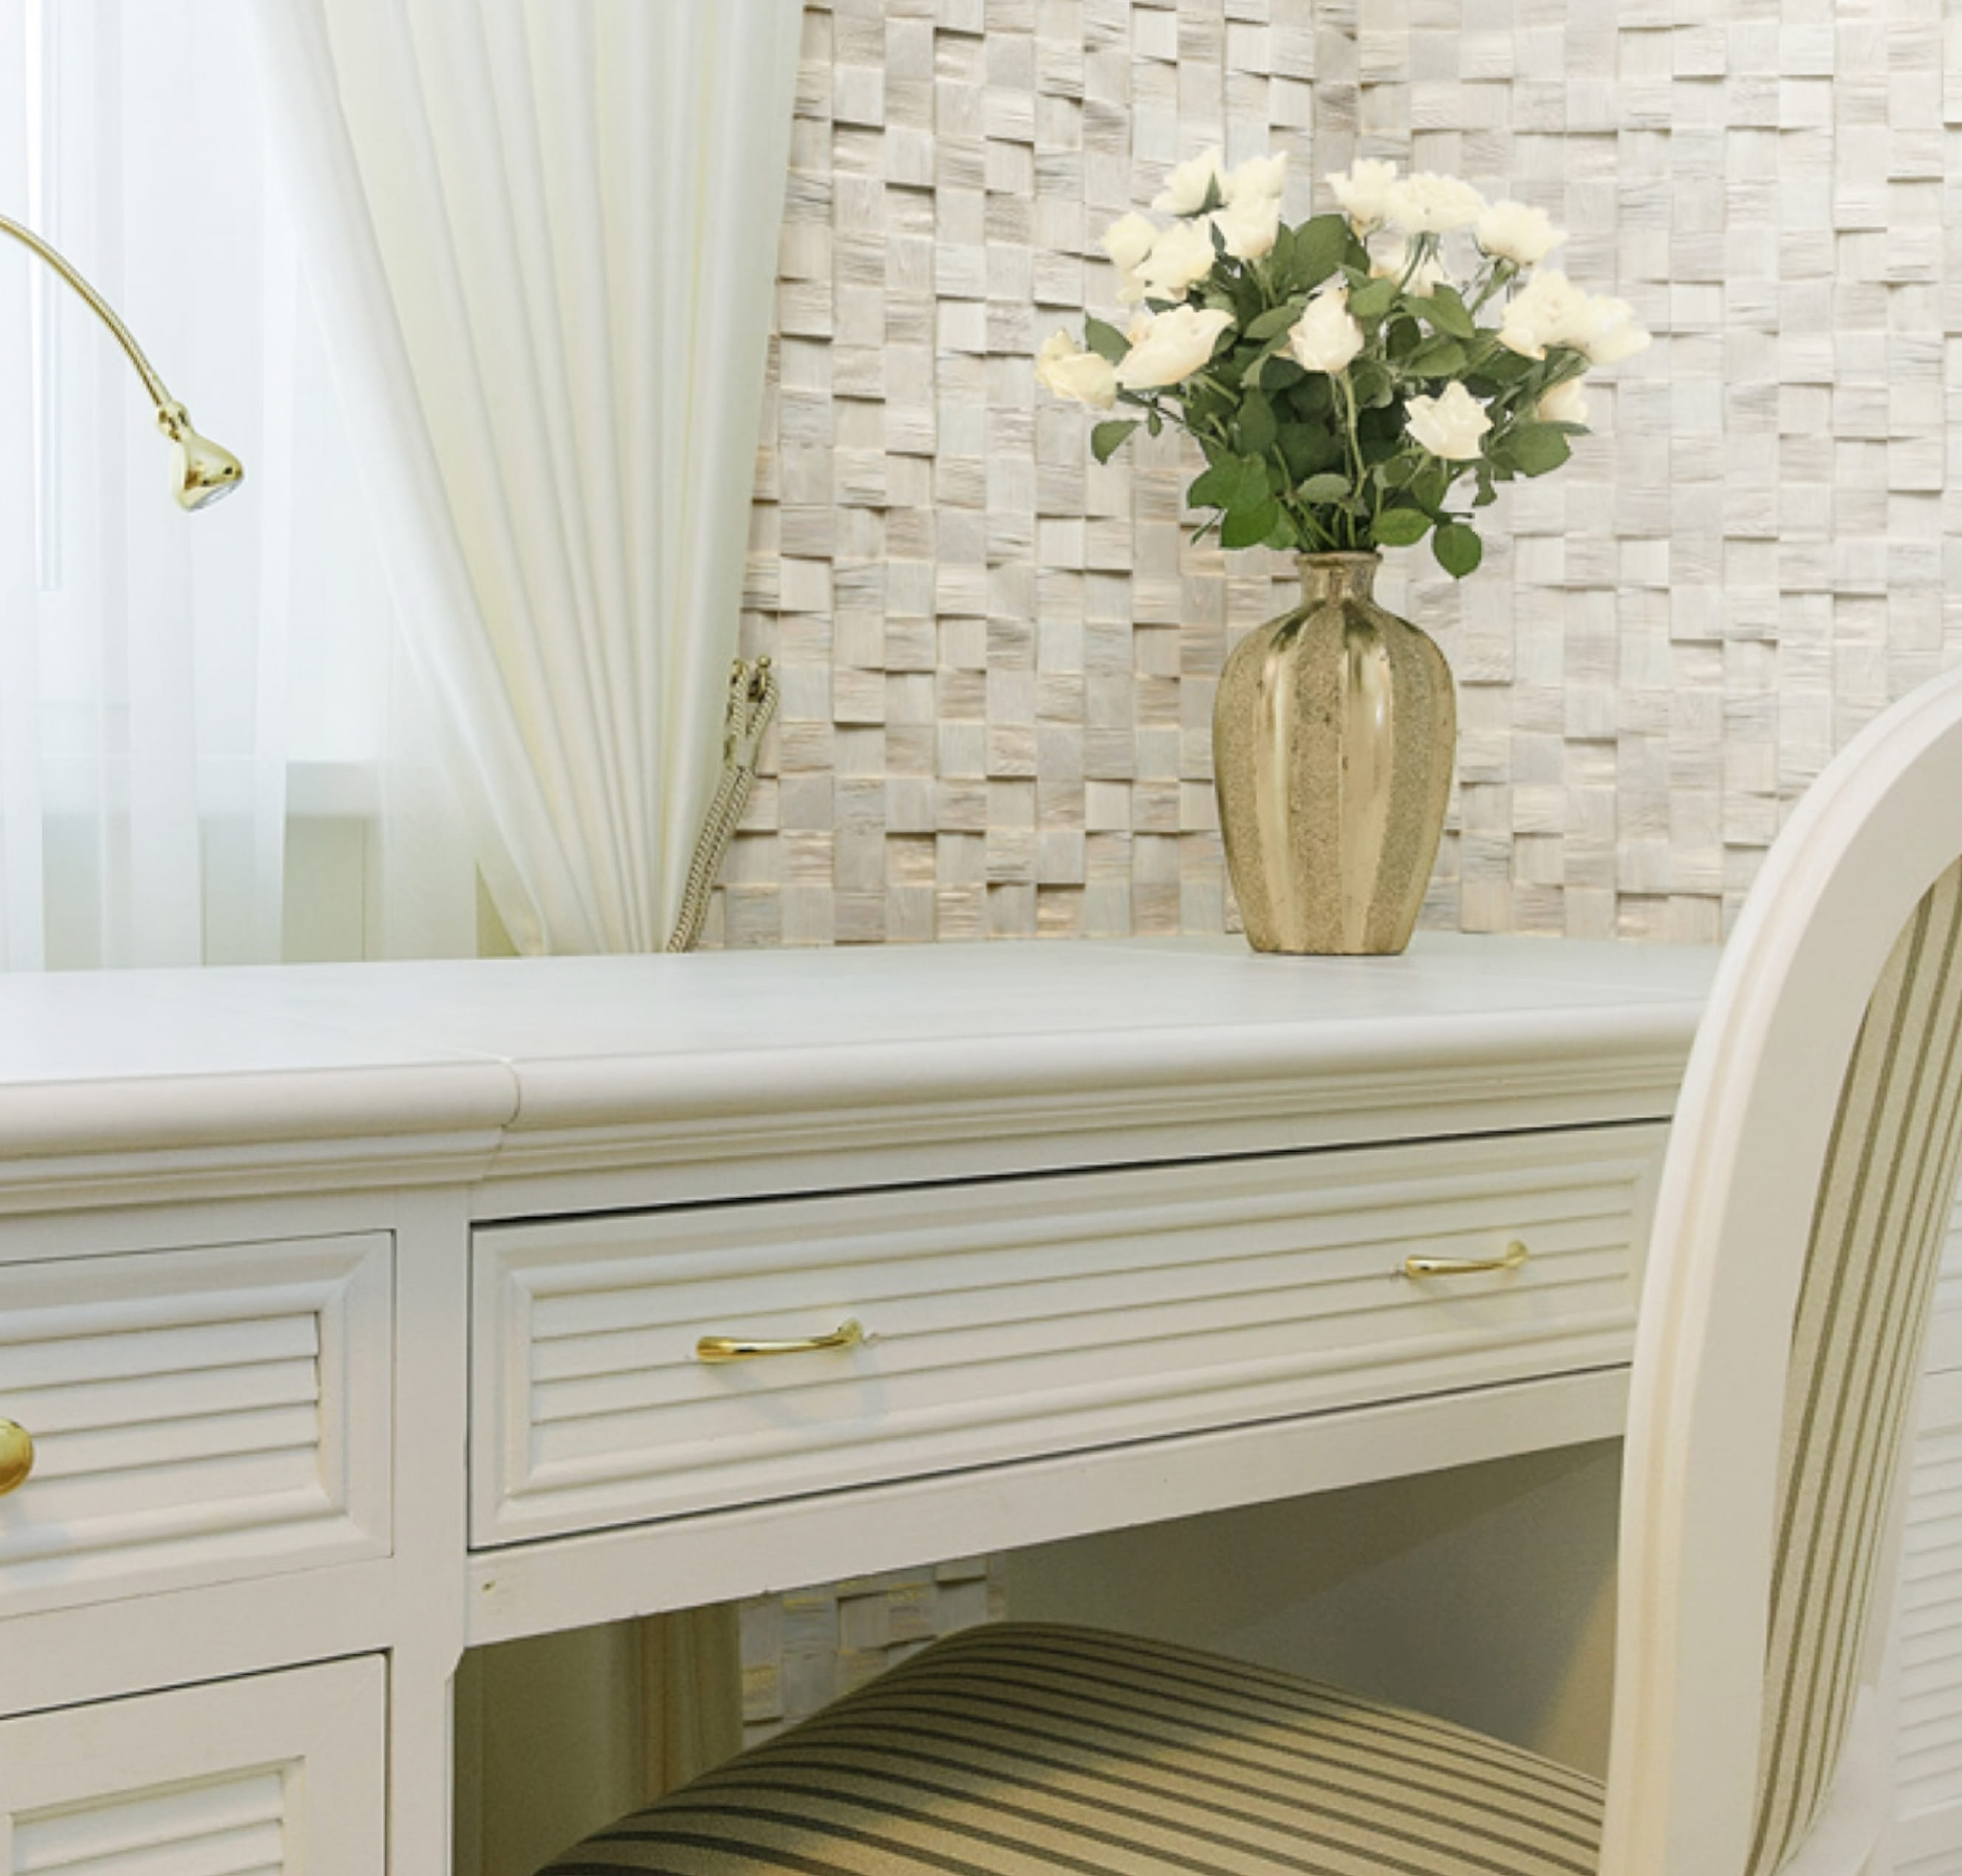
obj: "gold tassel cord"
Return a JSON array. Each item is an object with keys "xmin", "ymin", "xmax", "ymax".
[{"xmin": 666, "ymin": 657, "xmax": 779, "ymax": 952}]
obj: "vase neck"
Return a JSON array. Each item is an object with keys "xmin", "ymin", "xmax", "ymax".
[{"xmin": 1296, "ymin": 552, "xmax": 1381, "ymax": 607}]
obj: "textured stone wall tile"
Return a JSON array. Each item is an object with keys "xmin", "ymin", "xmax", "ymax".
[{"xmin": 713, "ymin": 0, "xmax": 1962, "ymax": 971}]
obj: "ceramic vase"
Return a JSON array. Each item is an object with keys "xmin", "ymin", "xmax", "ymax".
[{"xmin": 1213, "ymin": 552, "xmax": 1456, "ymax": 956}]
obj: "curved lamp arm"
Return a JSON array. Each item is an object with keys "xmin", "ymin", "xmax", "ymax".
[{"xmin": 0, "ymin": 211, "xmax": 243, "ymax": 510}]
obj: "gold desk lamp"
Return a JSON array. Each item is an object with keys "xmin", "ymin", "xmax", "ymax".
[{"xmin": 0, "ymin": 210, "xmax": 243, "ymax": 510}]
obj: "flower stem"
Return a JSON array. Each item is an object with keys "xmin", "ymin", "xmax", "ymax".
[{"xmin": 1336, "ymin": 372, "xmax": 1367, "ymax": 550}]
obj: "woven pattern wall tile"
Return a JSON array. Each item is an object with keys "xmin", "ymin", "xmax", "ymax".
[
  {"xmin": 738, "ymin": 1558, "xmax": 1005, "ymax": 1749},
  {"xmin": 714, "ymin": 0, "xmax": 1962, "ymax": 951}
]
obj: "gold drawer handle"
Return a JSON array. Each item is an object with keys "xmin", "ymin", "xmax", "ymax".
[
  {"xmin": 1403, "ymin": 1240, "xmax": 1531, "ymax": 1279},
  {"xmin": 0, "ymin": 1419, "xmax": 33, "ymax": 1497},
  {"xmin": 696, "ymin": 1318, "xmax": 866, "ymax": 1364}
]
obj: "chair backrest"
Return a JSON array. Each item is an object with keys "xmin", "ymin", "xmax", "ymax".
[{"xmin": 1601, "ymin": 665, "xmax": 1962, "ymax": 1876}]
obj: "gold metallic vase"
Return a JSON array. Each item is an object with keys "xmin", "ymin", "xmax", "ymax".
[{"xmin": 1214, "ymin": 552, "xmax": 1455, "ymax": 955}]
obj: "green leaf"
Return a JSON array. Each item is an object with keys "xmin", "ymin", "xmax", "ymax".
[
  {"xmin": 1404, "ymin": 336, "xmax": 1468, "ymax": 379},
  {"xmin": 1280, "ymin": 374, "xmax": 1335, "ymax": 422},
  {"xmin": 1244, "ymin": 300, "xmax": 1306, "ymax": 343},
  {"xmin": 1349, "ymin": 360, "xmax": 1395, "ymax": 407},
  {"xmin": 1469, "ymin": 346, "xmax": 1534, "ymax": 386},
  {"xmin": 1083, "ymin": 317, "xmax": 1131, "ymax": 365},
  {"xmin": 1432, "ymin": 521, "xmax": 1483, "ymax": 578},
  {"xmin": 1259, "ymin": 356, "xmax": 1305, "ymax": 391},
  {"xmin": 1419, "ymin": 284, "xmax": 1477, "ymax": 339},
  {"xmin": 1346, "ymin": 276, "xmax": 1398, "ymax": 322},
  {"xmin": 1409, "ymin": 458, "xmax": 1450, "ymax": 513},
  {"xmin": 1285, "ymin": 213, "xmax": 1353, "ymax": 294},
  {"xmin": 1187, "ymin": 453, "xmax": 1270, "ymax": 514},
  {"xmin": 1236, "ymin": 390, "xmax": 1278, "ymax": 458},
  {"xmin": 1372, "ymin": 506, "xmax": 1432, "ymax": 547},
  {"xmin": 1296, "ymin": 472, "xmax": 1353, "ymax": 504},
  {"xmin": 1276, "ymin": 422, "xmax": 1341, "ymax": 479},
  {"xmin": 1090, "ymin": 420, "xmax": 1141, "ymax": 465},
  {"xmin": 1220, "ymin": 496, "xmax": 1281, "ymax": 550},
  {"xmin": 1146, "ymin": 408, "xmax": 1163, "ymax": 437},
  {"xmin": 1502, "ymin": 422, "xmax": 1573, "ymax": 476}
]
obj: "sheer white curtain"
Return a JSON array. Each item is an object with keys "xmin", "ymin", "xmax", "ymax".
[
  {"xmin": 0, "ymin": 0, "xmax": 473, "ymax": 965},
  {"xmin": 252, "ymin": 0, "xmax": 803, "ymax": 956},
  {"xmin": 0, "ymin": 0, "xmax": 474, "ymax": 970}
]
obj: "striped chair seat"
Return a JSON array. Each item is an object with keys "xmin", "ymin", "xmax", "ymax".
[{"xmin": 541, "ymin": 1621, "xmax": 1603, "ymax": 1876}]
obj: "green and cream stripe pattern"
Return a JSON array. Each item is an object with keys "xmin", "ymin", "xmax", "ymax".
[
  {"xmin": 1746, "ymin": 857, "xmax": 1962, "ymax": 1875},
  {"xmin": 540, "ymin": 1622, "xmax": 1604, "ymax": 1875}
]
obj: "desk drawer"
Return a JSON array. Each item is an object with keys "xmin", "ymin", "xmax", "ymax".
[
  {"xmin": 0, "ymin": 1233, "xmax": 392, "ymax": 1615},
  {"xmin": 471, "ymin": 1127, "xmax": 1663, "ymax": 1548}
]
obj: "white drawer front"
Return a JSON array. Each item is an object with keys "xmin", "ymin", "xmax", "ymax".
[
  {"xmin": 473, "ymin": 1127, "xmax": 1662, "ymax": 1548},
  {"xmin": 0, "ymin": 1657, "xmax": 383, "ymax": 1876},
  {"xmin": 0, "ymin": 1234, "xmax": 392, "ymax": 1615}
]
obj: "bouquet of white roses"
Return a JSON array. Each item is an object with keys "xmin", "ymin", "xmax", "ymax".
[{"xmin": 1036, "ymin": 153, "xmax": 1649, "ymax": 578}]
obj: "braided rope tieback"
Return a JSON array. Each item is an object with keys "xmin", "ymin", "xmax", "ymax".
[{"xmin": 666, "ymin": 656, "xmax": 779, "ymax": 953}]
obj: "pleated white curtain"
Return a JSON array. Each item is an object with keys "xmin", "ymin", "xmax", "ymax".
[{"xmin": 252, "ymin": 0, "xmax": 803, "ymax": 955}]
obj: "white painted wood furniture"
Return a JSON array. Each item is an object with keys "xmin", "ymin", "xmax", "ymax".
[{"xmin": 0, "ymin": 932, "xmax": 1757, "ymax": 1874}]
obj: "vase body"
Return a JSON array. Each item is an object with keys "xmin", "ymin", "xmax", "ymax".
[{"xmin": 1213, "ymin": 552, "xmax": 1456, "ymax": 956}]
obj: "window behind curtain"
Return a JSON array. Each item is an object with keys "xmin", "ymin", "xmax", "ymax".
[{"xmin": 1, "ymin": 0, "xmax": 465, "ymax": 968}]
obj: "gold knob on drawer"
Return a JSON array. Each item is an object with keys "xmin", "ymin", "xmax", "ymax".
[
  {"xmin": 1402, "ymin": 1240, "xmax": 1531, "ymax": 1279},
  {"xmin": 0, "ymin": 1419, "xmax": 33, "ymax": 1496},
  {"xmin": 696, "ymin": 1318, "xmax": 866, "ymax": 1363}
]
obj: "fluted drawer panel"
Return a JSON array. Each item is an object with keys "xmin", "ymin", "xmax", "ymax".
[
  {"xmin": 473, "ymin": 1126, "xmax": 1663, "ymax": 1547},
  {"xmin": 0, "ymin": 1658, "xmax": 383, "ymax": 1876},
  {"xmin": 0, "ymin": 1234, "xmax": 391, "ymax": 1615},
  {"xmin": 14, "ymin": 1767, "xmax": 284, "ymax": 1876}
]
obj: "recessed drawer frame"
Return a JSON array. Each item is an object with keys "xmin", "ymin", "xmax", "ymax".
[
  {"xmin": 472, "ymin": 1126, "xmax": 1663, "ymax": 1550},
  {"xmin": 0, "ymin": 1233, "xmax": 392, "ymax": 1616}
]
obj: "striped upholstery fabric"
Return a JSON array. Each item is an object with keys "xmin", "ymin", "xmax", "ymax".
[
  {"xmin": 1747, "ymin": 857, "xmax": 1962, "ymax": 1875},
  {"xmin": 540, "ymin": 1622, "xmax": 1604, "ymax": 1875}
]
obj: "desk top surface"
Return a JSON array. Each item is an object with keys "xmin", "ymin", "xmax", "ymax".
[{"xmin": 0, "ymin": 934, "xmax": 1718, "ymax": 1202}]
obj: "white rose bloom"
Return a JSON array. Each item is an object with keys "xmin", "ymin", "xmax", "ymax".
[
  {"xmin": 1135, "ymin": 217, "xmax": 1219, "ymax": 299},
  {"xmin": 1326, "ymin": 157, "xmax": 1399, "ymax": 232},
  {"xmin": 1212, "ymin": 192, "xmax": 1282, "ymax": 261},
  {"xmin": 1536, "ymin": 377, "xmax": 1590, "ymax": 425},
  {"xmin": 1576, "ymin": 292, "xmax": 1650, "ymax": 365},
  {"xmin": 1115, "ymin": 305, "xmax": 1234, "ymax": 391},
  {"xmin": 1384, "ymin": 171, "xmax": 1487, "ymax": 236},
  {"xmin": 1035, "ymin": 330, "xmax": 1119, "ymax": 410},
  {"xmin": 1152, "ymin": 147, "xmax": 1226, "ymax": 216},
  {"xmin": 1115, "ymin": 270, "xmax": 1148, "ymax": 306},
  {"xmin": 1369, "ymin": 236, "xmax": 1447, "ymax": 296},
  {"xmin": 1497, "ymin": 268, "xmax": 1590, "ymax": 358},
  {"xmin": 1222, "ymin": 151, "xmax": 1288, "ymax": 205},
  {"xmin": 1475, "ymin": 199, "xmax": 1565, "ymax": 267},
  {"xmin": 1405, "ymin": 382, "xmax": 1492, "ymax": 460},
  {"xmin": 1287, "ymin": 285, "xmax": 1367, "ymax": 374},
  {"xmin": 1101, "ymin": 211, "xmax": 1158, "ymax": 275}
]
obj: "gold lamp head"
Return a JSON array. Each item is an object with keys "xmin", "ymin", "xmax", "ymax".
[{"xmin": 158, "ymin": 403, "xmax": 243, "ymax": 511}]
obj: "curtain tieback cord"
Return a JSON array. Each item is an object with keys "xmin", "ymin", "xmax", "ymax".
[{"xmin": 666, "ymin": 657, "xmax": 779, "ymax": 953}]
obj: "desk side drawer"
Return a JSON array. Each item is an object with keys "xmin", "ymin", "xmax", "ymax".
[
  {"xmin": 0, "ymin": 1233, "xmax": 392, "ymax": 1615},
  {"xmin": 472, "ymin": 1127, "xmax": 1663, "ymax": 1549}
]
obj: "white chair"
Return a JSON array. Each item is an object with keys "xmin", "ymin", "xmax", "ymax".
[{"xmin": 539, "ymin": 667, "xmax": 1962, "ymax": 1875}]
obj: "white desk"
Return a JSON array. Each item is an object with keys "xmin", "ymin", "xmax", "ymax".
[{"xmin": 0, "ymin": 934, "xmax": 1720, "ymax": 1874}]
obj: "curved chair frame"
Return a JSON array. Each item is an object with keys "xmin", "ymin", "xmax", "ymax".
[{"xmin": 1604, "ymin": 663, "xmax": 1962, "ymax": 1875}]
